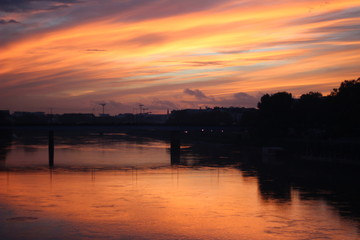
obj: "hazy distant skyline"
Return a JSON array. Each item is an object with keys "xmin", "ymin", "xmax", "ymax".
[{"xmin": 1, "ymin": 0, "xmax": 359, "ymax": 114}]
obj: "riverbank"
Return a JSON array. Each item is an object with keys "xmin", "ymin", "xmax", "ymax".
[{"xmin": 1, "ymin": 124, "xmax": 360, "ymax": 166}]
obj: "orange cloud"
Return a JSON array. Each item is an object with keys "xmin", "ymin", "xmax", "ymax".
[{"xmin": 1, "ymin": 0, "xmax": 359, "ymax": 113}]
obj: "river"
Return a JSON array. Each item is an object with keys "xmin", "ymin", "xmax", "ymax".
[{"xmin": 0, "ymin": 128, "xmax": 359, "ymax": 239}]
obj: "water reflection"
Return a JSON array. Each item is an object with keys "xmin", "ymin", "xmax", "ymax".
[
  {"xmin": 3, "ymin": 130, "xmax": 171, "ymax": 169},
  {"xmin": 0, "ymin": 128, "xmax": 359, "ymax": 239},
  {"xmin": 0, "ymin": 130, "xmax": 12, "ymax": 170}
]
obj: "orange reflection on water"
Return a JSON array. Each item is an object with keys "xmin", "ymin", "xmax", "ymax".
[
  {"xmin": 4, "ymin": 140, "xmax": 170, "ymax": 169},
  {"xmin": 0, "ymin": 168, "xmax": 358, "ymax": 240}
]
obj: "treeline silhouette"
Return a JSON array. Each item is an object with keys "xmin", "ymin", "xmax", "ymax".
[
  {"xmin": 257, "ymin": 77, "xmax": 360, "ymax": 138},
  {"xmin": 1, "ymin": 77, "xmax": 359, "ymax": 139},
  {"xmin": 169, "ymin": 77, "xmax": 360, "ymax": 138}
]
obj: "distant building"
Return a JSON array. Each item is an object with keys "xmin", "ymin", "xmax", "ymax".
[
  {"xmin": 115, "ymin": 113, "xmax": 168, "ymax": 124},
  {"xmin": 12, "ymin": 111, "xmax": 47, "ymax": 124},
  {"xmin": 59, "ymin": 113, "xmax": 95, "ymax": 124},
  {"xmin": 0, "ymin": 110, "xmax": 11, "ymax": 124},
  {"xmin": 137, "ymin": 114, "xmax": 168, "ymax": 124},
  {"xmin": 168, "ymin": 107, "xmax": 256, "ymax": 125},
  {"xmin": 13, "ymin": 111, "xmax": 45, "ymax": 117},
  {"xmin": 46, "ymin": 114, "xmax": 61, "ymax": 124},
  {"xmin": 0, "ymin": 110, "xmax": 10, "ymax": 118},
  {"xmin": 116, "ymin": 113, "xmax": 135, "ymax": 124}
]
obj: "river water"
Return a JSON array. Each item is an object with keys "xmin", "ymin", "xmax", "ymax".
[{"xmin": 0, "ymin": 128, "xmax": 359, "ymax": 240}]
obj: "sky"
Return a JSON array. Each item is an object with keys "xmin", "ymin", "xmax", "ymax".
[{"xmin": 1, "ymin": 0, "xmax": 359, "ymax": 114}]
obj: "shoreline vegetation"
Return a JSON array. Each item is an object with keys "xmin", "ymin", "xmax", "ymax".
[{"xmin": 1, "ymin": 77, "xmax": 360, "ymax": 166}]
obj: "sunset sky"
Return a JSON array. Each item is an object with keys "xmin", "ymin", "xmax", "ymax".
[{"xmin": 1, "ymin": 0, "xmax": 359, "ymax": 114}]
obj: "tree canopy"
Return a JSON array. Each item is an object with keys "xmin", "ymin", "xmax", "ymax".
[{"xmin": 256, "ymin": 77, "xmax": 360, "ymax": 137}]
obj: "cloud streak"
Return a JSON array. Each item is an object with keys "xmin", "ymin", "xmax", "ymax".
[
  {"xmin": 1, "ymin": 0, "xmax": 360, "ymax": 114},
  {"xmin": 0, "ymin": 0, "xmax": 80, "ymax": 12},
  {"xmin": 184, "ymin": 89, "xmax": 211, "ymax": 100},
  {"xmin": 0, "ymin": 19, "xmax": 19, "ymax": 24}
]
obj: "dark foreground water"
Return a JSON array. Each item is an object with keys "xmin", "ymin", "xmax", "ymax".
[{"xmin": 0, "ymin": 128, "xmax": 359, "ymax": 240}]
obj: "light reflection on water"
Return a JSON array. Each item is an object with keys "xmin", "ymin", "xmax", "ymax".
[
  {"xmin": 0, "ymin": 130, "xmax": 359, "ymax": 240},
  {"xmin": 3, "ymin": 132, "xmax": 173, "ymax": 169}
]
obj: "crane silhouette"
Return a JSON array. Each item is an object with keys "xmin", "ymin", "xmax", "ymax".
[{"xmin": 99, "ymin": 103, "xmax": 106, "ymax": 115}]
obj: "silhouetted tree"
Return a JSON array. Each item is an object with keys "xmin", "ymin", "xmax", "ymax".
[
  {"xmin": 295, "ymin": 91, "xmax": 326, "ymax": 133},
  {"xmin": 256, "ymin": 78, "xmax": 360, "ymax": 137},
  {"xmin": 331, "ymin": 78, "xmax": 360, "ymax": 98},
  {"xmin": 257, "ymin": 92, "xmax": 294, "ymax": 136},
  {"xmin": 300, "ymin": 91, "xmax": 322, "ymax": 101},
  {"xmin": 329, "ymin": 77, "xmax": 360, "ymax": 135},
  {"xmin": 258, "ymin": 92, "xmax": 293, "ymax": 114}
]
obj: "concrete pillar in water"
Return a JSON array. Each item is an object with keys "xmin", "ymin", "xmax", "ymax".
[
  {"xmin": 170, "ymin": 131, "xmax": 181, "ymax": 165},
  {"xmin": 48, "ymin": 130, "xmax": 54, "ymax": 167}
]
